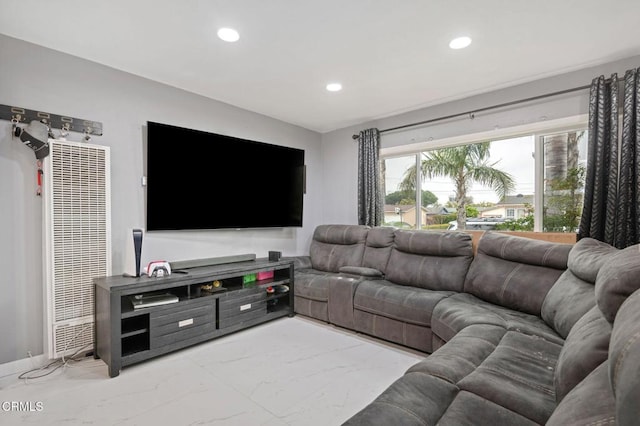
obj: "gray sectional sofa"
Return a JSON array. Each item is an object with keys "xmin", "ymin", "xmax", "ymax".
[{"xmin": 291, "ymin": 224, "xmax": 640, "ymax": 425}]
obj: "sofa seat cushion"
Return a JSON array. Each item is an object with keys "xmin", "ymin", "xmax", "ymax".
[
  {"xmin": 343, "ymin": 372, "xmax": 459, "ymax": 426},
  {"xmin": 354, "ymin": 280, "xmax": 454, "ymax": 327},
  {"xmin": 407, "ymin": 324, "xmax": 506, "ymax": 384},
  {"xmin": 345, "ymin": 329, "xmax": 561, "ymax": 425},
  {"xmin": 432, "ymin": 292, "xmax": 563, "ymax": 345},
  {"xmin": 436, "ymin": 391, "xmax": 539, "ymax": 426},
  {"xmin": 345, "ymin": 381, "xmax": 539, "ymax": 426},
  {"xmin": 457, "ymin": 331, "xmax": 562, "ymax": 424}
]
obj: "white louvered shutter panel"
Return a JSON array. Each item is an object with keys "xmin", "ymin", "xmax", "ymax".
[{"xmin": 43, "ymin": 139, "xmax": 111, "ymax": 359}]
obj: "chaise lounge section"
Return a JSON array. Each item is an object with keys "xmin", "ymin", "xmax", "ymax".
[{"xmin": 292, "ymin": 224, "xmax": 640, "ymax": 424}]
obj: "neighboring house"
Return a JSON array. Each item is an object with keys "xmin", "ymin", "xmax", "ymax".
[
  {"xmin": 425, "ymin": 206, "xmax": 456, "ymax": 216},
  {"xmin": 384, "ymin": 205, "xmax": 429, "ymax": 227},
  {"xmin": 384, "ymin": 205, "xmax": 457, "ymax": 227},
  {"xmin": 480, "ymin": 194, "xmax": 533, "ymax": 220}
]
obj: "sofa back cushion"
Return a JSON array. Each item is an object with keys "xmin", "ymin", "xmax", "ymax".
[
  {"xmin": 463, "ymin": 232, "xmax": 571, "ymax": 316},
  {"xmin": 541, "ymin": 238, "xmax": 617, "ymax": 338},
  {"xmin": 609, "ymin": 287, "xmax": 640, "ymax": 425},
  {"xmin": 362, "ymin": 226, "xmax": 395, "ymax": 274},
  {"xmin": 309, "ymin": 225, "xmax": 369, "ymax": 273},
  {"xmin": 595, "ymin": 243, "xmax": 640, "ymax": 323},
  {"xmin": 553, "ymin": 306, "xmax": 612, "ymax": 402},
  {"xmin": 384, "ymin": 230, "xmax": 473, "ymax": 291}
]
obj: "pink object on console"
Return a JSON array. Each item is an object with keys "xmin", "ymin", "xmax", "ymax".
[{"xmin": 257, "ymin": 270, "xmax": 274, "ymax": 280}]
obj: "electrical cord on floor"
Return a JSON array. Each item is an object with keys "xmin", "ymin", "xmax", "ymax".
[
  {"xmin": 18, "ymin": 342, "xmax": 93, "ymax": 381},
  {"xmin": 18, "ymin": 324, "xmax": 93, "ymax": 382}
]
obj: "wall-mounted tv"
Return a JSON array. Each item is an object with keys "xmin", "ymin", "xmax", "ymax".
[{"xmin": 146, "ymin": 121, "xmax": 305, "ymax": 231}]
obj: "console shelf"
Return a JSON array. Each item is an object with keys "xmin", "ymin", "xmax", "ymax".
[{"xmin": 94, "ymin": 258, "xmax": 294, "ymax": 377}]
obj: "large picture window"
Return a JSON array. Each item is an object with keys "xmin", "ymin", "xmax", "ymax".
[{"xmin": 381, "ymin": 127, "xmax": 588, "ymax": 233}]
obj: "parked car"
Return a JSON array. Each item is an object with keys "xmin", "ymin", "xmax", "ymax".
[{"xmin": 447, "ymin": 218, "xmax": 506, "ymax": 231}]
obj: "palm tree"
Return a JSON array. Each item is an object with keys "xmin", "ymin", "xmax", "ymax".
[{"xmin": 400, "ymin": 142, "xmax": 515, "ymax": 230}]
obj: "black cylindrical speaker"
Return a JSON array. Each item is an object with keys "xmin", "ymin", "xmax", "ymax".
[{"xmin": 132, "ymin": 229, "xmax": 143, "ymax": 277}]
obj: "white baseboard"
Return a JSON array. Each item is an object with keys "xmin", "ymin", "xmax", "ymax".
[{"xmin": 0, "ymin": 354, "xmax": 49, "ymax": 380}]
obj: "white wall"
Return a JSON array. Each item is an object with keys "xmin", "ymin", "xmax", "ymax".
[
  {"xmin": 320, "ymin": 54, "xmax": 640, "ymax": 225},
  {"xmin": 0, "ymin": 35, "xmax": 322, "ymax": 364}
]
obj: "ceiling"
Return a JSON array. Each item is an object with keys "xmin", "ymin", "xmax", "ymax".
[{"xmin": 2, "ymin": 0, "xmax": 640, "ymax": 133}]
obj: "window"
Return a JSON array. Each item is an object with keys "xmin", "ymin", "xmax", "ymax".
[
  {"xmin": 381, "ymin": 125, "xmax": 588, "ymax": 233},
  {"xmin": 542, "ymin": 130, "xmax": 588, "ymax": 232},
  {"xmin": 382, "ymin": 155, "xmax": 420, "ymax": 229}
]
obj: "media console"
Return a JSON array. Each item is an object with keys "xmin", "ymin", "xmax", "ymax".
[{"xmin": 94, "ymin": 258, "xmax": 294, "ymax": 377}]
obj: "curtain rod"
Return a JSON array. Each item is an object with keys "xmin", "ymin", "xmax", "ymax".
[{"xmin": 351, "ymin": 77, "xmax": 621, "ymax": 140}]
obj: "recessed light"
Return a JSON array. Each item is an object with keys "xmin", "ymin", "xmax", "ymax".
[
  {"xmin": 326, "ymin": 83, "xmax": 342, "ymax": 92},
  {"xmin": 217, "ymin": 27, "xmax": 240, "ymax": 42},
  {"xmin": 449, "ymin": 36, "xmax": 472, "ymax": 50}
]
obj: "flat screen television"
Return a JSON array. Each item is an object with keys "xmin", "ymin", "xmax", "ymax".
[{"xmin": 146, "ymin": 121, "xmax": 305, "ymax": 231}]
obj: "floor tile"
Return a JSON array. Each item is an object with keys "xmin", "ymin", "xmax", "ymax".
[{"xmin": 0, "ymin": 317, "xmax": 424, "ymax": 425}]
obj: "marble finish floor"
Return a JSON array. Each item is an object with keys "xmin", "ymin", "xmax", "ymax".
[{"xmin": 0, "ymin": 316, "xmax": 424, "ymax": 425}]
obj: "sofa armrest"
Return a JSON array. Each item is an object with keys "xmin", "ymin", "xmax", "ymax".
[
  {"xmin": 339, "ymin": 266, "xmax": 383, "ymax": 278},
  {"xmin": 283, "ymin": 256, "xmax": 312, "ymax": 270},
  {"xmin": 328, "ymin": 276, "xmax": 362, "ymax": 329}
]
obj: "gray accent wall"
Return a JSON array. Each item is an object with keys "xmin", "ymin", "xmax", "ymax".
[
  {"xmin": 0, "ymin": 35, "xmax": 322, "ymax": 364},
  {"xmin": 320, "ymin": 54, "xmax": 640, "ymax": 225}
]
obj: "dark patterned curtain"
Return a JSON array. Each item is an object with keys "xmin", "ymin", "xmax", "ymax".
[
  {"xmin": 579, "ymin": 74, "xmax": 619, "ymax": 244},
  {"xmin": 615, "ymin": 68, "xmax": 640, "ymax": 248},
  {"xmin": 357, "ymin": 128, "xmax": 383, "ymax": 226},
  {"xmin": 579, "ymin": 68, "xmax": 640, "ymax": 248}
]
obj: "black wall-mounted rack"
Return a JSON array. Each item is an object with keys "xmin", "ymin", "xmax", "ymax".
[{"xmin": 0, "ymin": 104, "xmax": 103, "ymax": 136}]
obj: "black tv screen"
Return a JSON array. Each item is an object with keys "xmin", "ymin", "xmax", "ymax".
[{"xmin": 146, "ymin": 121, "xmax": 304, "ymax": 231}]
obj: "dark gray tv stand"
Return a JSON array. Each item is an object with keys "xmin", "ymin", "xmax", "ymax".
[{"xmin": 94, "ymin": 258, "xmax": 294, "ymax": 377}]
